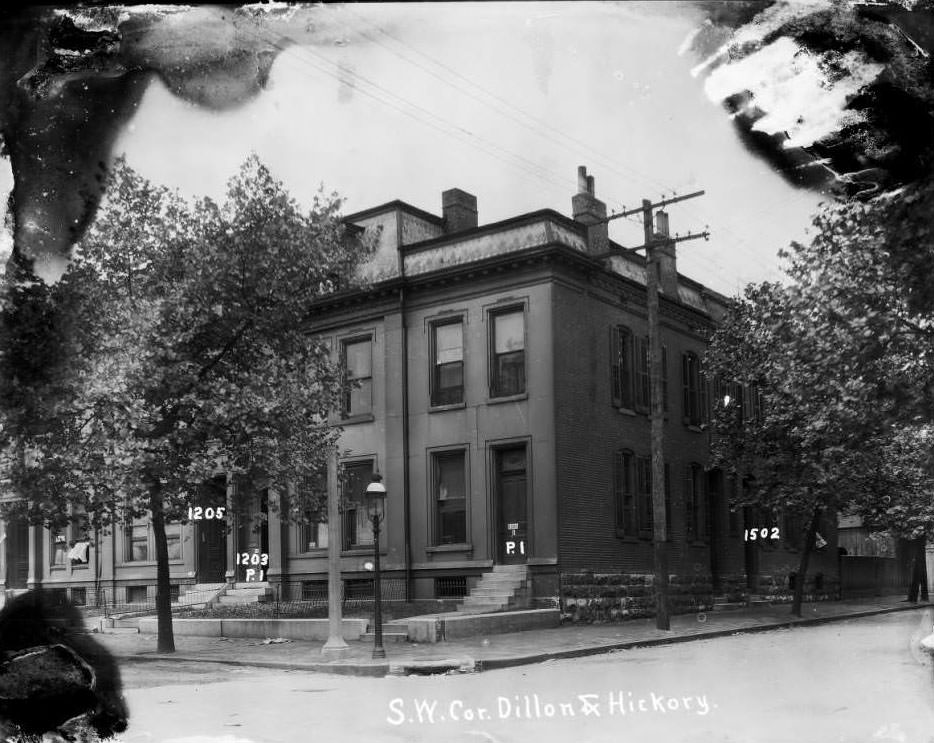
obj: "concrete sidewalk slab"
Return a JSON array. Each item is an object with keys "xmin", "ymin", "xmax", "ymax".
[{"xmin": 95, "ymin": 595, "xmax": 933, "ymax": 677}]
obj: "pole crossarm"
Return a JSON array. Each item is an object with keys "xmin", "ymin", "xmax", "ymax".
[
  {"xmin": 604, "ymin": 190, "xmax": 706, "ymax": 223},
  {"xmin": 592, "ymin": 230, "xmax": 710, "ymax": 261}
]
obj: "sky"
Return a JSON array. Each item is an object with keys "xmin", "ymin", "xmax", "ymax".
[{"xmin": 2, "ymin": 2, "xmax": 831, "ymax": 297}]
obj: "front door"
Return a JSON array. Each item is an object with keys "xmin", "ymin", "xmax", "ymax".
[
  {"xmin": 495, "ymin": 446, "xmax": 528, "ymax": 564},
  {"xmin": 5, "ymin": 518, "xmax": 28, "ymax": 588},
  {"xmin": 237, "ymin": 488, "xmax": 269, "ymax": 582},
  {"xmin": 197, "ymin": 477, "xmax": 227, "ymax": 583}
]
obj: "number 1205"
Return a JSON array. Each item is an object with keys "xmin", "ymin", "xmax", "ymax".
[{"xmin": 745, "ymin": 527, "xmax": 779, "ymax": 541}]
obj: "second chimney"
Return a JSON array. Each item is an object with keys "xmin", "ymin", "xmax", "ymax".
[
  {"xmin": 653, "ymin": 209, "xmax": 679, "ymax": 298},
  {"xmin": 442, "ymin": 188, "xmax": 478, "ymax": 233},
  {"xmin": 571, "ymin": 166, "xmax": 608, "ymax": 255}
]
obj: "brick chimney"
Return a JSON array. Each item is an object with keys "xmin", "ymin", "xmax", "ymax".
[
  {"xmin": 442, "ymin": 188, "xmax": 478, "ymax": 233},
  {"xmin": 571, "ymin": 166, "xmax": 608, "ymax": 255},
  {"xmin": 653, "ymin": 209, "xmax": 679, "ymax": 298}
]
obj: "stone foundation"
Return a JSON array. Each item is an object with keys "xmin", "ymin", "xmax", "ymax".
[{"xmin": 559, "ymin": 572, "xmax": 713, "ymax": 623}]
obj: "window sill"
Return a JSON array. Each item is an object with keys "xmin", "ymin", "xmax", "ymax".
[
  {"xmin": 487, "ymin": 392, "xmax": 528, "ymax": 405},
  {"xmin": 615, "ymin": 406, "xmax": 638, "ymax": 417},
  {"xmin": 341, "ymin": 548, "xmax": 385, "ymax": 557},
  {"xmin": 338, "ymin": 413, "xmax": 375, "ymax": 426},
  {"xmin": 429, "ymin": 402, "xmax": 466, "ymax": 413},
  {"xmin": 295, "ymin": 548, "xmax": 329, "ymax": 556},
  {"xmin": 425, "ymin": 543, "xmax": 473, "ymax": 553},
  {"xmin": 120, "ymin": 560, "xmax": 185, "ymax": 567},
  {"xmin": 685, "ymin": 424, "xmax": 706, "ymax": 433}
]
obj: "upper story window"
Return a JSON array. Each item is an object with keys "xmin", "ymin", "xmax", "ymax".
[
  {"xmin": 681, "ymin": 351, "xmax": 707, "ymax": 427},
  {"xmin": 431, "ymin": 320, "xmax": 464, "ymax": 406},
  {"xmin": 635, "ymin": 338, "xmax": 669, "ymax": 412},
  {"xmin": 611, "ymin": 325, "xmax": 634, "ymax": 409},
  {"xmin": 490, "ymin": 308, "xmax": 525, "ymax": 398},
  {"xmin": 341, "ymin": 336, "xmax": 373, "ymax": 417}
]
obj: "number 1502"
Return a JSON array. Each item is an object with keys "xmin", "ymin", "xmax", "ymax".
[{"xmin": 745, "ymin": 527, "xmax": 779, "ymax": 541}]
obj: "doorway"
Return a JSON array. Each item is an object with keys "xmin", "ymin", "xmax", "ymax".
[
  {"xmin": 5, "ymin": 518, "xmax": 28, "ymax": 588},
  {"xmin": 237, "ymin": 488, "xmax": 269, "ymax": 582},
  {"xmin": 196, "ymin": 477, "xmax": 227, "ymax": 584},
  {"xmin": 494, "ymin": 446, "xmax": 529, "ymax": 564}
]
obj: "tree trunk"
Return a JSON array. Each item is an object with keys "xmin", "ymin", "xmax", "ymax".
[
  {"xmin": 150, "ymin": 487, "xmax": 175, "ymax": 653},
  {"xmin": 790, "ymin": 507, "xmax": 821, "ymax": 618}
]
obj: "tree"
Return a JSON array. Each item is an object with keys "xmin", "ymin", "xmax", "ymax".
[
  {"xmin": 707, "ymin": 178, "xmax": 934, "ymax": 616},
  {"xmin": 0, "ymin": 156, "xmax": 373, "ymax": 652}
]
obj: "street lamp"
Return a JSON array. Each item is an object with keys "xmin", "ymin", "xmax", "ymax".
[{"xmin": 364, "ymin": 473, "xmax": 387, "ymax": 660}]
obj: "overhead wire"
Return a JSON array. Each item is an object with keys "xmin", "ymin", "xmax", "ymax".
[
  {"xmin": 236, "ymin": 9, "xmax": 786, "ymax": 292},
  {"xmin": 231, "ymin": 19, "xmax": 574, "ymax": 201}
]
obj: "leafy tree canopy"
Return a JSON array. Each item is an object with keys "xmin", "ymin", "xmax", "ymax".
[{"xmin": 0, "ymin": 154, "xmax": 373, "ymax": 533}]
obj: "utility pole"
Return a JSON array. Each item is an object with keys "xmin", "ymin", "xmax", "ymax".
[
  {"xmin": 603, "ymin": 191, "xmax": 708, "ymax": 631},
  {"xmin": 321, "ymin": 450, "xmax": 348, "ymax": 656}
]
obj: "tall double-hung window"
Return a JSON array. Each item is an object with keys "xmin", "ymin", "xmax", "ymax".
[
  {"xmin": 611, "ymin": 326, "xmax": 634, "ymax": 409},
  {"xmin": 431, "ymin": 320, "xmax": 464, "ymax": 406},
  {"xmin": 341, "ymin": 337, "xmax": 373, "ymax": 417},
  {"xmin": 490, "ymin": 309, "xmax": 525, "ymax": 397}
]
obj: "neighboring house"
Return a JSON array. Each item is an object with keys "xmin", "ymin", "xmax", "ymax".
[{"xmin": 0, "ymin": 167, "xmax": 841, "ymax": 613}]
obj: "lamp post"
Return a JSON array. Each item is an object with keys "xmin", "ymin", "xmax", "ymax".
[{"xmin": 364, "ymin": 473, "xmax": 387, "ymax": 660}]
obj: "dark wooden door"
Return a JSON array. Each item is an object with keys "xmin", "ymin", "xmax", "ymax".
[
  {"xmin": 6, "ymin": 518, "xmax": 29, "ymax": 588},
  {"xmin": 496, "ymin": 447, "xmax": 528, "ymax": 564},
  {"xmin": 197, "ymin": 519, "xmax": 226, "ymax": 583}
]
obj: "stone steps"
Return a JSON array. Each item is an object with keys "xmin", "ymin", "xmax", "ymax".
[{"xmin": 457, "ymin": 566, "xmax": 530, "ymax": 614}]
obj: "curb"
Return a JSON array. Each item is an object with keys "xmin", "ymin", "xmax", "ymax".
[
  {"xmin": 112, "ymin": 602, "xmax": 932, "ymax": 677},
  {"xmin": 118, "ymin": 653, "xmax": 390, "ymax": 677},
  {"xmin": 476, "ymin": 602, "xmax": 934, "ymax": 672}
]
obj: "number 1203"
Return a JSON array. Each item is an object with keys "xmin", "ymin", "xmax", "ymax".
[{"xmin": 745, "ymin": 527, "xmax": 779, "ymax": 541}]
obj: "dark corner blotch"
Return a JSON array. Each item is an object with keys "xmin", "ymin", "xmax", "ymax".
[{"xmin": 0, "ymin": 589, "xmax": 128, "ymax": 740}]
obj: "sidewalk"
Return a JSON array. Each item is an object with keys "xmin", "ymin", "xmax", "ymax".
[{"xmin": 95, "ymin": 594, "xmax": 932, "ymax": 677}]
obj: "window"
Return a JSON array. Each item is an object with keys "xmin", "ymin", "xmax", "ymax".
[
  {"xmin": 166, "ymin": 524, "xmax": 182, "ymax": 560},
  {"xmin": 71, "ymin": 587, "xmax": 87, "ymax": 606},
  {"xmin": 431, "ymin": 320, "xmax": 464, "ymax": 406},
  {"xmin": 632, "ymin": 457, "xmax": 671, "ymax": 539},
  {"xmin": 611, "ymin": 325, "xmax": 634, "ymax": 409},
  {"xmin": 435, "ymin": 576, "xmax": 468, "ymax": 599},
  {"xmin": 490, "ymin": 309, "xmax": 525, "ymax": 397},
  {"xmin": 685, "ymin": 463, "xmax": 707, "ymax": 542},
  {"xmin": 126, "ymin": 524, "xmax": 149, "ymax": 562},
  {"xmin": 681, "ymin": 352, "xmax": 708, "ymax": 426},
  {"xmin": 298, "ymin": 476, "xmax": 328, "ymax": 551},
  {"xmin": 635, "ymin": 338, "xmax": 669, "ymax": 412},
  {"xmin": 51, "ymin": 529, "xmax": 67, "ymax": 567},
  {"xmin": 613, "ymin": 450, "xmax": 635, "ymax": 536},
  {"xmin": 727, "ymin": 477, "xmax": 741, "ymax": 536},
  {"xmin": 126, "ymin": 585, "xmax": 148, "ymax": 605},
  {"xmin": 743, "ymin": 381, "xmax": 763, "ymax": 422},
  {"xmin": 342, "ymin": 460, "xmax": 375, "ymax": 549},
  {"xmin": 433, "ymin": 450, "xmax": 467, "ymax": 545},
  {"xmin": 341, "ymin": 337, "xmax": 373, "ymax": 417}
]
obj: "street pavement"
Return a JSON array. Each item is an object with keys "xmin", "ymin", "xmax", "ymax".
[
  {"xmin": 110, "ymin": 608, "xmax": 934, "ymax": 743},
  {"xmin": 95, "ymin": 594, "xmax": 933, "ymax": 676}
]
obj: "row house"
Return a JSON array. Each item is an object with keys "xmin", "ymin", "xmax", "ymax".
[{"xmin": 0, "ymin": 167, "xmax": 840, "ymax": 612}]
